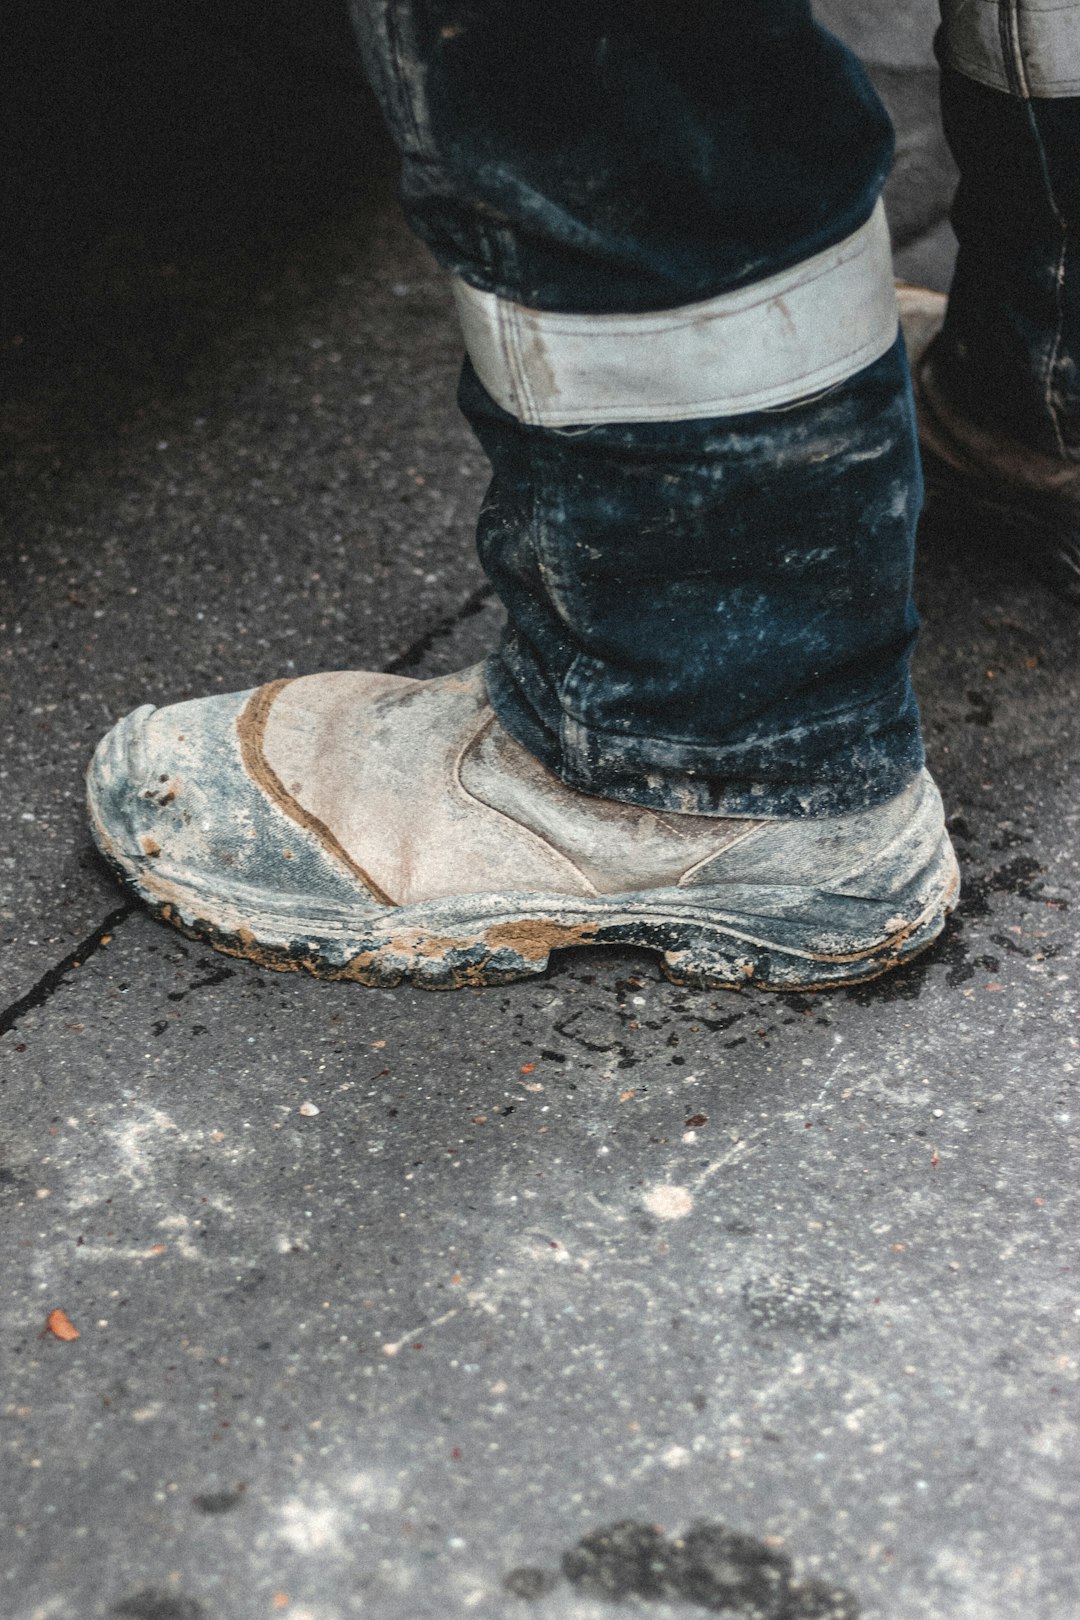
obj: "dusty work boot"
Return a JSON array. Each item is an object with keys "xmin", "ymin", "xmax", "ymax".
[
  {"xmin": 899, "ymin": 283, "xmax": 1080, "ymax": 602},
  {"xmin": 87, "ymin": 664, "xmax": 958, "ymax": 992}
]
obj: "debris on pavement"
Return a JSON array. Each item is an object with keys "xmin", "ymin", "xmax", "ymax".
[{"xmin": 45, "ymin": 1308, "xmax": 80, "ymax": 1341}]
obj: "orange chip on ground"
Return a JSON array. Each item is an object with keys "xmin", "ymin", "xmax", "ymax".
[{"xmin": 46, "ymin": 1308, "xmax": 80, "ymax": 1341}]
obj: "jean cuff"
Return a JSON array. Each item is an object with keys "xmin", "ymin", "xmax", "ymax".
[{"xmin": 485, "ymin": 651, "xmax": 926, "ymax": 820}]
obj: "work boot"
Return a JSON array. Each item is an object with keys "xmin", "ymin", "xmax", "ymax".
[
  {"xmin": 899, "ymin": 283, "xmax": 1080, "ymax": 602},
  {"xmin": 87, "ymin": 664, "xmax": 958, "ymax": 992}
]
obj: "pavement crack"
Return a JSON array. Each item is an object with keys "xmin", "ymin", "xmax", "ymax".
[
  {"xmin": 0, "ymin": 902, "xmax": 135, "ymax": 1038},
  {"xmin": 383, "ymin": 584, "xmax": 495, "ymax": 675}
]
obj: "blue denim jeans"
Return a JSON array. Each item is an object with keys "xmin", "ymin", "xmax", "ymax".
[{"xmin": 348, "ymin": 2, "xmax": 1068, "ymax": 818}]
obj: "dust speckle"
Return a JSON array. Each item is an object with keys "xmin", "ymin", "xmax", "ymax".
[
  {"xmin": 643, "ymin": 1184, "xmax": 693, "ymax": 1220},
  {"xmin": 277, "ymin": 1493, "xmax": 344, "ymax": 1555}
]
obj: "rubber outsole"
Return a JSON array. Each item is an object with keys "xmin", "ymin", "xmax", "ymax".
[{"xmin": 89, "ymin": 814, "xmax": 960, "ymax": 995}]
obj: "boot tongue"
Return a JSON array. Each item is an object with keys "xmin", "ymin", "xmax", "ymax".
[{"xmin": 459, "ymin": 718, "xmax": 756, "ymax": 895}]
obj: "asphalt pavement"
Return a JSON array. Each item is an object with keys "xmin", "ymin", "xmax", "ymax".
[{"xmin": 2, "ymin": 4, "xmax": 1078, "ymax": 1618}]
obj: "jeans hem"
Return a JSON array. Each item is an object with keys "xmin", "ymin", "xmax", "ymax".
[{"xmin": 485, "ymin": 654, "xmax": 926, "ymax": 821}]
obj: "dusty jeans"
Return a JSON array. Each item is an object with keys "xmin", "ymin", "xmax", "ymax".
[{"xmin": 349, "ymin": 1, "xmax": 1074, "ymax": 817}]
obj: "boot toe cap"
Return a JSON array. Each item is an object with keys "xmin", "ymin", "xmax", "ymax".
[{"xmin": 86, "ymin": 689, "xmax": 386, "ymax": 951}]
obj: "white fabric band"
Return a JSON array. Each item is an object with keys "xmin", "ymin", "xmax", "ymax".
[
  {"xmin": 939, "ymin": 0, "xmax": 1080, "ymax": 97},
  {"xmin": 451, "ymin": 200, "xmax": 897, "ymax": 427}
]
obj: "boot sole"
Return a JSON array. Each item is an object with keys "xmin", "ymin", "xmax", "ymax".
[
  {"xmin": 912, "ymin": 338, "xmax": 1080, "ymax": 602},
  {"xmin": 921, "ymin": 443, "xmax": 1080, "ymax": 603},
  {"xmin": 89, "ymin": 798, "xmax": 959, "ymax": 993}
]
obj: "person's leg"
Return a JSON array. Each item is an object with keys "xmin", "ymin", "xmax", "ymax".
[
  {"xmin": 352, "ymin": 0, "xmax": 924, "ymax": 816},
  {"xmin": 904, "ymin": 0, "xmax": 1080, "ymax": 598},
  {"xmin": 86, "ymin": 1, "xmax": 958, "ymax": 989}
]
